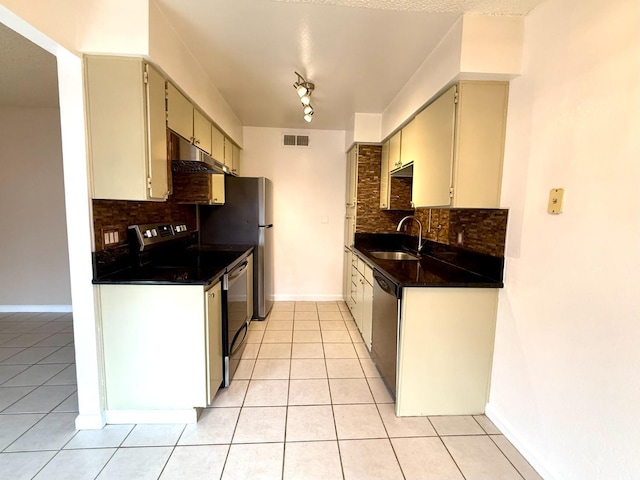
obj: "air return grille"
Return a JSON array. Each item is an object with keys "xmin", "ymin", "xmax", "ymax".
[{"xmin": 282, "ymin": 134, "xmax": 310, "ymax": 147}]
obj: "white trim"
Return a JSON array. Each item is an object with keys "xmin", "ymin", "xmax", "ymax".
[
  {"xmin": 0, "ymin": 305, "xmax": 73, "ymax": 313},
  {"xmin": 75, "ymin": 412, "xmax": 106, "ymax": 430},
  {"xmin": 485, "ymin": 402, "xmax": 560, "ymax": 480},
  {"xmin": 273, "ymin": 294, "xmax": 344, "ymax": 302},
  {"xmin": 105, "ymin": 409, "xmax": 199, "ymax": 425}
]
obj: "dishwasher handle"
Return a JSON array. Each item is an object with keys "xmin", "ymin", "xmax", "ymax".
[
  {"xmin": 223, "ymin": 261, "xmax": 249, "ymax": 290},
  {"xmin": 373, "ymin": 270, "xmax": 397, "ymax": 297}
]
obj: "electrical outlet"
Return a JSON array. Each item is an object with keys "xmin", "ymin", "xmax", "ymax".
[{"xmin": 102, "ymin": 228, "xmax": 120, "ymax": 246}]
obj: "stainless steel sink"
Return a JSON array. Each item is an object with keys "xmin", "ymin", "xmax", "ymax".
[{"xmin": 369, "ymin": 251, "xmax": 420, "ymax": 261}]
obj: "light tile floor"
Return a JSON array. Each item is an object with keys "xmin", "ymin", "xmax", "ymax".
[{"xmin": 0, "ymin": 304, "xmax": 543, "ymax": 480}]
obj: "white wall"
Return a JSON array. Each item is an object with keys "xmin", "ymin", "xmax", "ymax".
[
  {"xmin": 148, "ymin": 0, "xmax": 243, "ymax": 145},
  {"xmin": 0, "ymin": 107, "xmax": 71, "ymax": 307},
  {"xmin": 242, "ymin": 127, "xmax": 346, "ymax": 300},
  {"xmin": 381, "ymin": 13, "xmax": 524, "ymax": 140},
  {"xmin": 489, "ymin": 0, "xmax": 640, "ymax": 479}
]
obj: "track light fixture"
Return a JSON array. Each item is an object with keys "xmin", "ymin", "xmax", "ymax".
[{"xmin": 293, "ymin": 71, "xmax": 315, "ymax": 122}]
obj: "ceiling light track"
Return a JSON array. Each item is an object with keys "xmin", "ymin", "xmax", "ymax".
[{"xmin": 293, "ymin": 71, "xmax": 315, "ymax": 122}]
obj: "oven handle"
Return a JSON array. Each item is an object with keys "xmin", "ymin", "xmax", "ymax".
[
  {"xmin": 223, "ymin": 261, "xmax": 249, "ymax": 290},
  {"xmin": 229, "ymin": 322, "xmax": 248, "ymax": 356}
]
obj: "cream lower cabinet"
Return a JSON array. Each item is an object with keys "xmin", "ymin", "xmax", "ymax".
[
  {"xmin": 100, "ymin": 281, "xmax": 223, "ymax": 424},
  {"xmin": 396, "ymin": 287, "xmax": 498, "ymax": 416},
  {"xmin": 85, "ymin": 56, "xmax": 168, "ymax": 201},
  {"xmin": 346, "ymin": 253, "xmax": 373, "ymax": 350},
  {"xmin": 343, "ymin": 247, "xmax": 353, "ymax": 304}
]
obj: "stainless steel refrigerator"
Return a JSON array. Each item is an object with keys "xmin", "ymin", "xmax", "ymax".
[{"xmin": 199, "ymin": 177, "xmax": 274, "ymax": 319}]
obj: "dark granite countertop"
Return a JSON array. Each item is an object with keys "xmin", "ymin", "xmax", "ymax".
[
  {"xmin": 353, "ymin": 233, "xmax": 503, "ymax": 289},
  {"xmin": 93, "ymin": 244, "xmax": 253, "ymax": 286}
]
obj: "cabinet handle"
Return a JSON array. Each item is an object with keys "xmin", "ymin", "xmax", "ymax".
[{"xmin": 208, "ymin": 292, "xmax": 215, "ymax": 298}]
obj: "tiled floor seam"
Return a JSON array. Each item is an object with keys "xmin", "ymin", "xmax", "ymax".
[{"xmin": 487, "ymin": 433, "xmax": 528, "ymax": 480}]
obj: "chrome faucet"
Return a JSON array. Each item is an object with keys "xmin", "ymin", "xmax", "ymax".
[{"xmin": 397, "ymin": 215, "xmax": 423, "ymax": 252}]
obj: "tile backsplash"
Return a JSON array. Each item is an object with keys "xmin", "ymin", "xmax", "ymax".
[
  {"xmin": 92, "ymin": 197, "xmax": 196, "ymax": 251},
  {"xmin": 355, "ymin": 145, "xmax": 410, "ymax": 233},
  {"xmin": 354, "ymin": 145, "xmax": 508, "ymax": 258}
]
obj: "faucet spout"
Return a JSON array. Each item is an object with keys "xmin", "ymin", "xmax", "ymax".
[{"xmin": 396, "ymin": 215, "xmax": 423, "ymax": 252}]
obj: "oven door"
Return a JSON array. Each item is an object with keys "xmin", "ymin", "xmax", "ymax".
[{"xmin": 222, "ymin": 259, "xmax": 249, "ymax": 386}]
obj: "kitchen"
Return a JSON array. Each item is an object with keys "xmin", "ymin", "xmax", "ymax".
[{"xmin": 0, "ymin": 0, "xmax": 638, "ymax": 479}]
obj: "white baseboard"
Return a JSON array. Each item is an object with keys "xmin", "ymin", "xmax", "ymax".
[
  {"xmin": 273, "ymin": 294, "xmax": 344, "ymax": 302},
  {"xmin": 0, "ymin": 305, "xmax": 72, "ymax": 313},
  {"xmin": 75, "ymin": 412, "xmax": 106, "ymax": 430},
  {"xmin": 485, "ymin": 403, "xmax": 559, "ymax": 480},
  {"xmin": 105, "ymin": 409, "xmax": 199, "ymax": 425}
]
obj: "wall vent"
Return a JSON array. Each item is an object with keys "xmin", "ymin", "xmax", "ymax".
[{"xmin": 282, "ymin": 134, "xmax": 310, "ymax": 147}]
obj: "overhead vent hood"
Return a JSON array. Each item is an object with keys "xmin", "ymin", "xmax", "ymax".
[
  {"xmin": 169, "ymin": 130, "xmax": 228, "ymax": 175},
  {"xmin": 390, "ymin": 162, "xmax": 413, "ymax": 178}
]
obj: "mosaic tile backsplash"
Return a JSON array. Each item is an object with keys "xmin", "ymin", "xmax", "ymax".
[
  {"xmin": 354, "ymin": 145, "xmax": 508, "ymax": 258},
  {"xmin": 92, "ymin": 197, "xmax": 196, "ymax": 252}
]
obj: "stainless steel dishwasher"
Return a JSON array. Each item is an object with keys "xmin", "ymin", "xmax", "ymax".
[{"xmin": 371, "ymin": 269, "xmax": 401, "ymax": 399}]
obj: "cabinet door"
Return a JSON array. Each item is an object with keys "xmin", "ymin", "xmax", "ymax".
[
  {"xmin": 193, "ymin": 109, "xmax": 212, "ymax": 154},
  {"xmin": 211, "ymin": 125, "xmax": 225, "ymax": 163},
  {"xmin": 362, "ymin": 275, "xmax": 373, "ymax": 351},
  {"xmin": 345, "ymin": 146, "xmax": 358, "ymax": 208},
  {"xmin": 412, "ymin": 85, "xmax": 456, "ymax": 208},
  {"xmin": 223, "ymin": 137, "xmax": 233, "ymax": 167},
  {"xmin": 355, "ymin": 272, "xmax": 364, "ymax": 332},
  {"xmin": 389, "ymin": 131, "xmax": 401, "ymax": 170},
  {"xmin": 205, "ymin": 282, "xmax": 223, "ymax": 405},
  {"xmin": 452, "ymin": 81, "xmax": 508, "ymax": 207},
  {"xmin": 208, "ymin": 175, "xmax": 225, "ymax": 205},
  {"xmin": 145, "ymin": 64, "xmax": 169, "ymax": 200},
  {"xmin": 400, "ymin": 118, "xmax": 418, "ymax": 168},
  {"xmin": 86, "ymin": 56, "xmax": 161, "ymax": 201},
  {"xmin": 167, "ymin": 82, "xmax": 194, "ymax": 141},
  {"xmin": 380, "ymin": 140, "xmax": 390, "ymax": 209},
  {"xmin": 343, "ymin": 248, "xmax": 352, "ymax": 302},
  {"xmin": 232, "ymin": 144, "xmax": 241, "ymax": 176}
]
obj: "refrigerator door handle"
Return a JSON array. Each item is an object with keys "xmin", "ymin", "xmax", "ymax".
[{"xmin": 258, "ymin": 224, "xmax": 273, "ymax": 228}]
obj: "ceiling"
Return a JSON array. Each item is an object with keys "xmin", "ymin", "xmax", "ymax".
[
  {"xmin": 155, "ymin": 0, "xmax": 544, "ymax": 130},
  {"xmin": 0, "ymin": 0, "xmax": 545, "ymax": 128},
  {"xmin": 0, "ymin": 22, "xmax": 58, "ymax": 108}
]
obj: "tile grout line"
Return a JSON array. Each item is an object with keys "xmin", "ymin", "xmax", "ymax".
[{"xmin": 486, "ymin": 432, "xmax": 528, "ymax": 480}]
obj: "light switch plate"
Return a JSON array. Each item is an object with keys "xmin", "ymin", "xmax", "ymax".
[{"xmin": 548, "ymin": 188, "xmax": 564, "ymax": 214}]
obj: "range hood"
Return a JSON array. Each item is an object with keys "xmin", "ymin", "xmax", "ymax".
[
  {"xmin": 169, "ymin": 130, "xmax": 228, "ymax": 174},
  {"xmin": 390, "ymin": 162, "xmax": 413, "ymax": 178}
]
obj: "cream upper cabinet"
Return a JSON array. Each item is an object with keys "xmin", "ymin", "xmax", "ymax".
[
  {"xmin": 231, "ymin": 144, "xmax": 241, "ymax": 176},
  {"xmin": 166, "ymin": 82, "xmax": 194, "ymax": 142},
  {"xmin": 379, "ymin": 140, "xmax": 390, "ymax": 209},
  {"xmin": 211, "ymin": 125, "xmax": 225, "ymax": 164},
  {"xmin": 193, "ymin": 109, "xmax": 212, "ymax": 154},
  {"xmin": 380, "ymin": 131, "xmax": 402, "ymax": 209},
  {"xmin": 411, "ymin": 85, "xmax": 456, "ymax": 207},
  {"xmin": 412, "ymin": 81, "xmax": 509, "ymax": 208},
  {"xmin": 399, "ymin": 117, "xmax": 419, "ymax": 169},
  {"xmin": 223, "ymin": 137, "xmax": 233, "ymax": 167},
  {"xmin": 345, "ymin": 146, "xmax": 358, "ymax": 208},
  {"xmin": 85, "ymin": 56, "xmax": 168, "ymax": 201}
]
